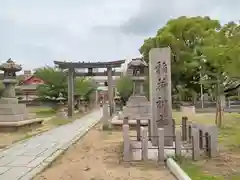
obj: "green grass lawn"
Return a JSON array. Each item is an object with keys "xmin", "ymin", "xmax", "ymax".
[
  {"xmin": 172, "ymin": 111, "xmax": 240, "ymax": 180},
  {"xmin": 28, "ymin": 106, "xmax": 57, "ymax": 117}
]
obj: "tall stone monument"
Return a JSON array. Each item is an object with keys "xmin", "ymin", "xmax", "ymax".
[
  {"xmin": 0, "ymin": 58, "xmax": 43, "ymax": 130},
  {"xmin": 149, "ymin": 48, "xmax": 174, "ymax": 146}
]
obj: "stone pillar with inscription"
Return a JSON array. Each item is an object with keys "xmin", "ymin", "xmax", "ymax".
[{"xmin": 149, "ymin": 47, "xmax": 174, "ymax": 146}]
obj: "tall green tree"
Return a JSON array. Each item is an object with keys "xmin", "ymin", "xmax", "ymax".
[
  {"xmin": 116, "ymin": 76, "xmax": 133, "ymax": 104},
  {"xmin": 75, "ymin": 78, "xmax": 96, "ymax": 101},
  {"xmin": 35, "ymin": 66, "xmax": 96, "ymax": 102},
  {"xmin": 140, "ymin": 16, "xmax": 240, "ymax": 127},
  {"xmin": 139, "ymin": 16, "xmax": 221, "ymax": 99},
  {"xmin": 35, "ymin": 66, "xmax": 68, "ymax": 101},
  {"xmin": 201, "ymin": 22, "xmax": 240, "ymax": 126}
]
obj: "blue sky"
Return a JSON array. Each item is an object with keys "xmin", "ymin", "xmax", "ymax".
[{"xmin": 0, "ymin": 0, "xmax": 239, "ymax": 70}]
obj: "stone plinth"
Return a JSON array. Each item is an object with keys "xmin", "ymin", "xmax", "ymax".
[
  {"xmin": 0, "ymin": 98, "xmax": 43, "ymax": 131},
  {"xmin": 112, "ymin": 95, "xmax": 151, "ymax": 128},
  {"xmin": 0, "ymin": 59, "xmax": 43, "ymax": 131}
]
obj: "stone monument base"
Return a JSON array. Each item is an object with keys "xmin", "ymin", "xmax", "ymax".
[
  {"xmin": 0, "ymin": 118, "xmax": 43, "ymax": 132},
  {"xmin": 131, "ymin": 141, "xmax": 192, "ymax": 161},
  {"xmin": 0, "ymin": 98, "xmax": 43, "ymax": 132}
]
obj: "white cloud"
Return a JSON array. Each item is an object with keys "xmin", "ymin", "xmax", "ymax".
[{"xmin": 0, "ymin": 0, "xmax": 239, "ymax": 70}]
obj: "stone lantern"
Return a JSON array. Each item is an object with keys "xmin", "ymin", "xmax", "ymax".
[
  {"xmin": 127, "ymin": 58, "xmax": 148, "ymax": 96},
  {"xmin": 56, "ymin": 93, "xmax": 67, "ymax": 118},
  {"xmin": 114, "ymin": 94, "xmax": 122, "ymax": 112},
  {"xmin": 0, "ymin": 58, "xmax": 22, "ymax": 98},
  {"xmin": 79, "ymin": 97, "xmax": 88, "ymax": 113},
  {"xmin": 0, "ymin": 58, "xmax": 43, "ymax": 130}
]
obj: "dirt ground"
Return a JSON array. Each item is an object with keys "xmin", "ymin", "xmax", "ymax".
[
  {"xmin": 196, "ymin": 150, "xmax": 240, "ymax": 179},
  {"xmin": 35, "ymin": 125, "xmax": 175, "ymax": 180},
  {"xmin": 0, "ymin": 116, "xmax": 54, "ymax": 149}
]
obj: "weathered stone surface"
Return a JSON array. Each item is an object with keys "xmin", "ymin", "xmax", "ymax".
[
  {"xmin": 123, "ymin": 124, "xmax": 131, "ymax": 162},
  {"xmin": 157, "ymin": 128, "xmax": 164, "ymax": 162},
  {"xmin": 141, "ymin": 127, "xmax": 148, "ymax": 161},
  {"xmin": 0, "ymin": 167, "xmax": 32, "ymax": 180},
  {"xmin": 8, "ymin": 156, "xmax": 36, "ymax": 166},
  {"xmin": 0, "ymin": 167, "xmax": 10, "ymax": 174},
  {"xmin": 192, "ymin": 128, "xmax": 200, "ymax": 160},
  {"xmin": 149, "ymin": 47, "xmax": 174, "ymax": 146}
]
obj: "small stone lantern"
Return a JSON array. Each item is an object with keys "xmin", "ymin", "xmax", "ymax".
[
  {"xmin": 127, "ymin": 58, "xmax": 148, "ymax": 96},
  {"xmin": 56, "ymin": 93, "xmax": 67, "ymax": 118},
  {"xmin": 79, "ymin": 97, "xmax": 88, "ymax": 113},
  {"xmin": 0, "ymin": 58, "xmax": 22, "ymax": 98},
  {"xmin": 114, "ymin": 94, "xmax": 122, "ymax": 112}
]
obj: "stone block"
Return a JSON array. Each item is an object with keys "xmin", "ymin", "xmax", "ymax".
[
  {"xmin": 0, "ymin": 104, "xmax": 27, "ymax": 114},
  {"xmin": 141, "ymin": 127, "xmax": 148, "ymax": 161},
  {"xmin": 136, "ymin": 120, "xmax": 141, "ymax": 141},
  {"xmin": 123, "ymin": 124, "xmax": 131, "ymax": 161},
  {"xmin": 207, "ymin": 125, "xmax": 218, "ymax": 158},
  {"xmin": 181, "ymin": 116, "xmax": 188, "ymax": 141},
  {"xmin": 148, "ymin": 119, "xmax": 151, "ymax": 141},
  {"xmin": 175, "ymin": 130, "xmax": 181, "ymax": 156},
  {"xmin": 157, "ymin": 128, "xmax": 164, "ymax": 162},
  {"xmin": 192, "ymin": 128, "xmax": 200, "ymax": 160},
  {"xmin": 0, "ymin": 98, "xmax": 18, "ymax": 104},
  {"xmin": 187, "ymin": 121, "xmax": 192, "ymax": 143}
]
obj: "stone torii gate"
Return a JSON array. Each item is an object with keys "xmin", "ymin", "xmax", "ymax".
[{"xmin": 54, "ymin": 60, "xmax": 125, "ymax": 117}]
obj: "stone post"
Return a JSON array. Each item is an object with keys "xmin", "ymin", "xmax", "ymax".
[
  {"xmin": 95, "ymin": 90, "xmax": 98, "ymax": 107},
  {"xmin": 136, "ymin": 119, "xmax": 141, "ymax": 141},
  {"xmin": 187, "ymin": 122, "xmax": 192, "ymax": 143},
  {"xmin": 182, "ymin": 116, "xmax": 188, "ymax": 141},
  {"xmin": 123, "ymin": 124, "xmax": 131, "ymax": 161},
  {"xmin": 141, "ymin": 127, "xmax": 148, "ymax": 161},
  {"xmin": 148, "ymin": 119, "xmax": 151, "ymax": 141},
  {"xmin": 68, "ymin": 68, "xmax": 74, "ymax": 117},
  {"xmin": 199, "ymin": 129, "xmax": 203, "ymax": 150},
  {"xmin": 107, "ymin": 66, "xmax": 113, "ymax": 116},
  {"xmin": 101, "ymin": 104, "xmax": 109, "ymax": 129},
  {"xmin": 149, "ymin": 48, "xmax": 174, "ymax": 146},
  {"xmin": 175, "ymin": 130, "xmax": 181, "ymax": 156},
  {"xmin": 157, "ymin": 128, "xmax": 165, "ymax": 162},
  {"xmin": 208, "ymin": 125, "xmax": 218, "ymax": 158},
  {"xmin": 192, "ymin": 128, "xmax": 200, "ymax": 161}
]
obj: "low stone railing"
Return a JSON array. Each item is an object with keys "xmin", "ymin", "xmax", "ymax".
[{"xmin": 122, "ymin": 116, "xmax": 218, "ymax": 162}]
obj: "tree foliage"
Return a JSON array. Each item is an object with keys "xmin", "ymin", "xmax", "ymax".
[
  {"xmin": 35, "ymin": 66, "xmax": 68, "ymax": 101},
  {"xmin": 116, "ymin": 76, "xmax": 133, "ymax": 103},
  {"xmin": 75, "ymin": 78, "xmax": 96, "ymax": 101},
  {"xmin": 140, "ymin": 16, "xmax": 240, "ymax": 99},
  {"xmin": 140, "ymin": 16, "xmax": 240, "ymax": 127},
  {"xmin": 35, "ymin": 66, "xmax": 95, "ymax": 101}
]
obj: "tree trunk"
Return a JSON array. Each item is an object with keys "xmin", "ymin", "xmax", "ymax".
[{"xmin": 215, "ymin": 78, "xmax": 224, "ymax": 127}]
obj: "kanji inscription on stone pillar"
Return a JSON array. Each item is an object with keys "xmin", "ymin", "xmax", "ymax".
[{"xmin": 149, "ymin": 47, "xmax": 174, "ymax": 146}]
